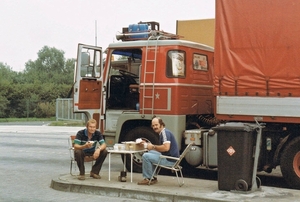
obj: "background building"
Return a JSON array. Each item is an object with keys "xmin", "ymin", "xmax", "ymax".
[{"xmin": 176, "ymin": 19, "xmax": 215, "ymax": 47}]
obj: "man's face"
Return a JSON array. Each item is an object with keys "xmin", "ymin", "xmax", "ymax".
[
  {"xmin": 87, "ymin": 123, "xmax": 97, "ymax": 134},
  {"xmin": 152, "ymin": 118, "xmax": 163, "ymax": 134}
]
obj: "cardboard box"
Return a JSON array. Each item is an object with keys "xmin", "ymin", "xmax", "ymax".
[{"xmin": 124, "ymin": 141, "xmax": 144, "ymax": 151}]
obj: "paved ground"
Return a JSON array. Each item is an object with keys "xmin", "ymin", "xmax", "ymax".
[
  {"xmin": 51, "ymin": 156, "xmax": 300, "ymax": 202},
  {"xmin": 1, "ymin": 123, "xmax": 298, "ymax": 202}
]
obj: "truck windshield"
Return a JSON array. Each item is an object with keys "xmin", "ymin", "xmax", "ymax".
[
  {"xmin": 106, "ymin": 48, "xmax": 141, "ymax": 109},
  {"xmin": 112, "ymin": 49, "xmax": 142, "ymax": 59}
]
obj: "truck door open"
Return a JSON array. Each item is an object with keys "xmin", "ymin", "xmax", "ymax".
[{"xmin": 73, "ymin": 44, "xmax": 103, "ymax": 125}]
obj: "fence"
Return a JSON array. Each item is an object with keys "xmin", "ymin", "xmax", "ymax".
[{"xmin": 56, "ymin": 98, "xmax": 85, "ymax": 121}]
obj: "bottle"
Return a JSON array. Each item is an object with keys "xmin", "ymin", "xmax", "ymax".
[{"xmin": 136, "ymin": 103, "xmax": 140, "ymax": 110}]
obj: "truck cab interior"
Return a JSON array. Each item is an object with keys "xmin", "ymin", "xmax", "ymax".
[{"xmin": 106, "ymin": 48, "xmax": 141, "ymax": 110}]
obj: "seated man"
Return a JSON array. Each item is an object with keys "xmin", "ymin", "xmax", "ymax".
[
  {"xmin": 138, "ymin": 117, "xmax": 180, "ymax": 185},
  {"xmin": 74, "ymin": 118, "xmax": 107, "ymax": 180}
]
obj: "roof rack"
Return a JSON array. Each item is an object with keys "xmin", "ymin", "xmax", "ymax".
[{"xmin": 116, "ymin": 21, "xmax": 182, "ymax": 41}]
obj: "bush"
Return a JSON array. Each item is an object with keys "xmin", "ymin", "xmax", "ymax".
[{"xmin": 35, "ymin": 102, "xmax": 55, "ymax": 118}]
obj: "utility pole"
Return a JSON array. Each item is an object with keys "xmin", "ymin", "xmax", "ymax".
[{"xmin": 95, "ymin": 20, "xmax": 97, "ymax": 46}]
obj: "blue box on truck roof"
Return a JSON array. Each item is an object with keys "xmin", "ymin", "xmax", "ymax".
[{"xmin": 128, "ymin": 24, "xmax": 149, "ymax": 38}]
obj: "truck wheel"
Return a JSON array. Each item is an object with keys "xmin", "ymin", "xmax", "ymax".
[
  {"xmin": 280, "ymin": 136, "xmax": 300, "ymax": 189},
  {"xmin": 121, "ymin": 126, "xmax": 159, "ymax": 173}
]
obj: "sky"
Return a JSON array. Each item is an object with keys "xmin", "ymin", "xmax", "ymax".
[{"xmin": 0, "ymin": 0, "xmax": 215, "ymax": 72}]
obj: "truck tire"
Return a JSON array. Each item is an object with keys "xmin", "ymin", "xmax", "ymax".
[
  {"xmin": 280, "ymin": 136, "xmax": 300, "ymax": 189},
  {"xmin": 121, "ymin": 126, "xmax": 159, "ymax": 173}
]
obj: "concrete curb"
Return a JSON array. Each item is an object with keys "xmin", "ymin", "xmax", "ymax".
[
  {"xmin": 51, "ymin": 174, "xmax": 216, "ymax": 202},
  {"xmin": 51, "ymin": 171, "xmax": 300, "ymax": 202}
]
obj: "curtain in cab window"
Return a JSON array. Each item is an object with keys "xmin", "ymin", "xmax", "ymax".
[{"xmin": 166, "ymin": 50, "xmax": 186, "ymax": 78}]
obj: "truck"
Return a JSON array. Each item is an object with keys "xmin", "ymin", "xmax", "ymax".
[
  {"xmin": 73, "ymin": 21, "xmax": 216, "ymax": 172},
  {"xmin": 72, "ymin": 0, "xmax": 300, "ymax": 189}
]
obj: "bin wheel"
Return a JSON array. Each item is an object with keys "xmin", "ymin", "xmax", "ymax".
[
  {"xmin": 235, "ymin": 179, "xmax": 248, "ymax": 191},
  {"xmin": 256, "ymin": 176, "xmax": 261, "ymax": 188}
]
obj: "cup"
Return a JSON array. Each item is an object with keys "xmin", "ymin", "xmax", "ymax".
[
  {"xmin": 144, "ymin": 143, "xmax": 148, "ymax": 149},
  {"xmin": 129, "ymin": 145, "xmax": 133, "ymax": 151}
]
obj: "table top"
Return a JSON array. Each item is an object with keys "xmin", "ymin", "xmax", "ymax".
[{"xmin": 107, "ymin": 149, "xmax": 147, "ymax": 154}]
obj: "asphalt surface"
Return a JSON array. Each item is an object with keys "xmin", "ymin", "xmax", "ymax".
[
  {"xmin": 0, "ymin": 123, "xmax": 145, "ymax": 202},
  {"xmin": 1, "ymin": 122, "xmax": 299, "ymax": 202}
]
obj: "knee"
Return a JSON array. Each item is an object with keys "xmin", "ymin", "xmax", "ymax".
[
  {"xmin": 74, "ymin": 149, "xmax": 83, "ymax": 157},
  {"xmin": 74, "ymin": 149, "xmax": 80, "ymax": 155},
  {"xmin": 142, "ymin": 152, "xmax": 150, "ymax": 161},
  {"xmin": 101, "ymin": 149, "xmax": 108, "ymax": 157}
]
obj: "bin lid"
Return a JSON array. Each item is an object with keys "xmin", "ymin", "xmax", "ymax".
[{"xmin": 212, "ymin": 122, "xmax": 259, "ymax": 132}]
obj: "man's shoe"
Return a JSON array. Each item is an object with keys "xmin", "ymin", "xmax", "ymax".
[
  {"xmin": 78, "ymin": 175, "xmax": 85, "ymax": 180},
  {"xmin": 137, "ymin": 178, "xmax": 157, "ymax": 185},
  {"xmin": 151, "ymin": 177, "xmax": 158, "ymax": 184},
  {"xmin": 90, "ymin": 172, "xmax": 101, "ymax": 179},
  {"xmin": 137, "ymin": 178, "xmax": 150, "ymax": 185}
]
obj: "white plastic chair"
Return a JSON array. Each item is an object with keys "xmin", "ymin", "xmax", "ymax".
[{"xmin": 68, "ymin": 135, "xmax": 94, "ymax": 175}]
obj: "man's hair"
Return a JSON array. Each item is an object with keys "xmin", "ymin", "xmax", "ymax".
[
  {"xmin": 152, "ymin": 116, "xmax": 165, "ymax": 127},
  {"xmin": 86, "ymin": 118, "xmax": 97, "ymax": 127}
]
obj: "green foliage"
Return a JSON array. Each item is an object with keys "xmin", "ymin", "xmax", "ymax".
[
  {"xmin": 23, "ymin": 46, "xmax": 74, "ymax": 85},
  {"xmin": 0, "ymin": 95, "xmax": 9, "ymax": 117},
  {"xmin": 0, "ymin": 46, "xmax": 76, "ymax": 118},
  {"xmin": 35, "ymin": 101, "xmax": 56, "ymax": 118}
]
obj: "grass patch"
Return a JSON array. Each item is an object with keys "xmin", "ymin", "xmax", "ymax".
[
  {"xmin": 0, "ymin": 117, "xmax": 56, "ymax": 122},
  {"xmin": 0, "ymin": 117, "xmax": 85, "ymax": 127},
  {"xmin": 49, "ymin": 120, "xmax": 85, "ymax": 126}
]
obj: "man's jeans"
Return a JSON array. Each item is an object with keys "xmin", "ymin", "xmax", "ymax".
[{"xmin": 142, "ymin": 150, "xmax": 175, "ymax": 179}]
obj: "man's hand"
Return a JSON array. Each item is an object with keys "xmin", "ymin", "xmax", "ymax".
[
  {"xmin": 147, "ymin": 143, "xmax": 153, "ymax": 150},
  {"xmin": 85, "ymin": 142, "xmax": 93, "ymax": 149},
  {"xmin": 93, "ymin": 148, "xmax": 100, "ymax": 159},
  {"xmin": 142, "ymin": 142, "xmax": 148, "ymax": 149}
]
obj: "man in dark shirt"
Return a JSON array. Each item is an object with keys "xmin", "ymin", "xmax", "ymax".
[
  {"xmin": 137, "ymin": 117, "xmax": 180, "ymax": 185},
  {"xmin": 74, "ymin": 119, "xmax": 107, "ymax": 180}
]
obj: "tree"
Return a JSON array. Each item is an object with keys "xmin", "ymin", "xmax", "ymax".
[
  {"xmin": 0, "ymin": 63, "xmax": 18, "ymax": 117},
  {"xmin": 0, "ymin": 46, "xmax": 75, "ymax": 118},
  {"xmin": 23, "ymin": 46, "xmax": 63, "ymax": 82}
]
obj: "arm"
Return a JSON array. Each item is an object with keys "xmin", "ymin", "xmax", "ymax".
[
  {"xmin": 147, "ymin": 129, "xmax": 174, "ymax": 153},
  {"xmin": 73, "ymin": 131, "xmax": 93, "ymax": 150},
  {"xmin": 74, "ymin": 142, "xmax": 93, "ymax": 150},
  {"xmin": 147, "ymin": 142, "xmax": 170, "ymax": 152},
  {"xmin": 93, "ymin": 142, "xmax": 106, "ymax": 159},
  {"xmin": 93, "ymin": 133, "xmax": 106, "ymax": 159},
  {"xmin": 97, "ymin": 142, "xmax": 107, "ymax": 151}
]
